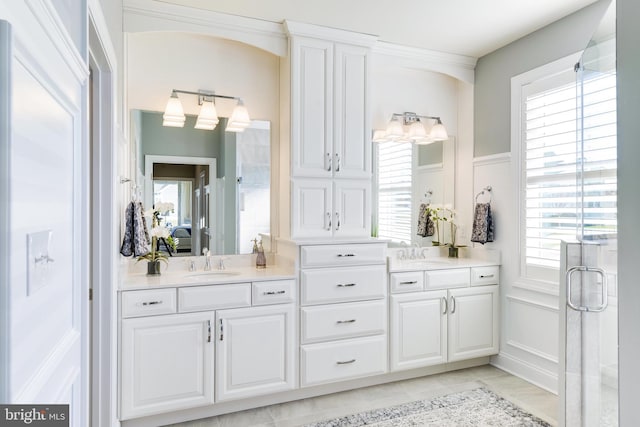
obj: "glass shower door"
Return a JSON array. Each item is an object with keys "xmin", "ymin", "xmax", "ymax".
[{"xmin": 561, "ymin": 1, "xmax": 618, "ymax": 425}]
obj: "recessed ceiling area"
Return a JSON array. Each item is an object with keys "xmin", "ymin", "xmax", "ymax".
[{"xmin": 157, "ymin": 0, "xmax": 599, "ymax": 57}]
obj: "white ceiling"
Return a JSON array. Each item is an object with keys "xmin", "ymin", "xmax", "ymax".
[{"xmin": 158, "ymin": 0, "xmax": 599, "ymax": 57}]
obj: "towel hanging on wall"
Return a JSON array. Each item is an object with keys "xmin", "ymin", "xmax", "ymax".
[
  {"xmin": 417, "ymin": 203, "xmax": 435, "ymax": 237},
  {"xmin": 120, "ymin": 201, "xmax": 151, "ymax": 257},
  {"xmin": 471, "ymin": 202, "xmax": 494, "ymax": 244}
]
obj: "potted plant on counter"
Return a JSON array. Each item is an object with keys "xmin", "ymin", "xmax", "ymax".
[{"xmin": 137, "ymin": 202, "xmax": 176, "ymax": 275}]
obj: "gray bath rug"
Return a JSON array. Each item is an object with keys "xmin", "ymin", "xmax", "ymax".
[{"xmin": 304, "ymin": 387, "xmax": 551, "ymax": 426}]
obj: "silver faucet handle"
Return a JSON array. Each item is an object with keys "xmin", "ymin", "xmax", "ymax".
[
  {"xmin": 189, "ymin": 260, "xmax": 196, "ymax": 272},
  {"xmin": 218, "ymin": 257, "xmax": 227, "ymax": 270}
]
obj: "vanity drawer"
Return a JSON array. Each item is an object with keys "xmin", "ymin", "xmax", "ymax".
[
  {"xmin": 471, "ymin": 266, "xmax": 500, "ymax": 286},
  {"xmin": 252, "ymin": 279, "xmax": 296, "ymax": 306},
  {"xmin": 300, "ymin": 243, "xmax": 387, "ymax": 268},
  {"xmin": 121, "ymin": 289, "xmax": 177, "ymax": 318},
  {"xmin": 390, "ymin": 271, "xmax": 424, "ymax": 293},
  {"xmin": 300, "ymin": 335, "xmax": 387, "ymax": 387},
  {"xmin": 425, "ymin": 268, "xmax": 470, "ymax": 290},
  {"xmin": 301, "ymin": 300, "xmax": 386, "ymax": 344},
  {"xmin": 301, "ymin": 265, "xmax": 386, "ymax": 306},
  {"xmin": 178, "ymin": 283, "xmax": 251, "ymax": 312}
]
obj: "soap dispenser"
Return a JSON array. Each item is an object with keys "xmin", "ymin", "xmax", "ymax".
[{"xmin": 255, "ymin": 239, "xmax": 266, "ymax": 269}]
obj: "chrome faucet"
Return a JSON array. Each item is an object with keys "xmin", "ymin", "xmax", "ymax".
[
  {"xmin": 218, "ymin": 257, "xmax": 226, "ymax": 270},
  {"xmin": 203, "ymin": 249, "xmax": 212, "ymax": 271}
]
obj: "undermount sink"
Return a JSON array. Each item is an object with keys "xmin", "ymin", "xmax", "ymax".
[{"xmin": 185, "ymin": 271, "xmax": 240, "ymax": 280}]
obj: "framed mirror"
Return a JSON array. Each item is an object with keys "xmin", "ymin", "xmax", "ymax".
[
  {"xmin": 373, "ymin": 137, "xmax": 456, "ymax": 246},
  {"xmin": 134, "ymin": 110, "xmax": 270, "ymax": 255}
]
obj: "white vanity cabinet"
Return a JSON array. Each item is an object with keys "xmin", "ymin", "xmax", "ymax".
[
  {"xmin": 389, "ymin": 265, "xmax": 499, "ymax": 372},
  {"xmin": 291, "ymin": 178, "xmax": 371, "ymax": 238},
  {"xmin": 298, "ymin": 242, "xmax": 388, "ymax": 387},
  {"xmin": 215, "ymin": 304, "xmax": 296, "ymax": 402},
  {"xmin": 119, "ymin": 278, "xmax": 297, "ymax": 420},
  {"xmin": 286, "ymin": 24, "xmax": 374, "ymax": 240},
  {"xmin": 289, "ymin": 36, "xmax": 371, "ymax": 180},
  {"xmin": 120, "ymin": 310, "xmax": 215, "ymax": 420}
]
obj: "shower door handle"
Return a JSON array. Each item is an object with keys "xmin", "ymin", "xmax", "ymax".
[{"xmin": 565, "ymin": 266, "xmax": 608, "ymax": 312}]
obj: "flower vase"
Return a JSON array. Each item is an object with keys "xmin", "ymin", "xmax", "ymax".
[
  {"xmin": 147, "ymin": 260, "xmax": 161, "ymax": 276},
  {"xmin": 448, "ymin": 246, "xmax": 459, "ymax": 258}
]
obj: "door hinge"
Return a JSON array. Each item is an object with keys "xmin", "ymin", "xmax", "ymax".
[{"xmin": 89, "ymin": 288, "xmax": 93, "ymax": 301}]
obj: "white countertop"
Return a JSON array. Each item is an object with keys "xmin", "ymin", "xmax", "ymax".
[
  {"xmin": 388, "ymin": 257, "xmax": 499, "ymax": 273},
  {"xmin": 120, "ymin": 265, "xmax": 296, "ymax": 291}
]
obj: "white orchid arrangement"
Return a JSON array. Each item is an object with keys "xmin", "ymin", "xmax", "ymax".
[
  {"xmin": 137, "ymin": 202, "xmax": 176, "ymax": 264},
  {"xmin": 426, "ymin": 204, "xmax": 458, "ymax": 247}
]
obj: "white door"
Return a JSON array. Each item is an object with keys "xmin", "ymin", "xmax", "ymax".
[
  {"xmin": 291, "ymin": 179, "xmax": 332, "ymax": 238},
  {"xmin": 0, "ymin": 6, "xmax": 89, "ymax": 425},
  {"xmin": 333, "ymin": 179, "xmax": 371, "ymax": 237},
  {"xmin": 390, "ymin": 291, "xmax": 447, "ymax": 371},
  {"xmin": 290, "ymin": 37, "xmax": 333, "ymax": 178},
  {"xmin": 333, "ymin": 43, "xmax": 370, "ymax": 179},
  {"xmin": 560, "ymin": 4, "xmax": 618, "ymax": 424},
  {"xmin": 447, "ymin": 285, "xmax": 499, "ymax": 361},
  {"xmin": 216, "ymin": 305, "xmax": 296, "ymax": 401},
  {"xmin": 120, "ymin": 312, "xmax": 215, "ymax": 419}
]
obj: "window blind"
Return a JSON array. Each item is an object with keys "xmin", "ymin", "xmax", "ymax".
[
  {"xmin": 376, "ymin": 141, "xmax": 412, "ymax": 243},
  {"xmin": 524, "ymin": 71, "xmax": 617, "ymax": 269}
]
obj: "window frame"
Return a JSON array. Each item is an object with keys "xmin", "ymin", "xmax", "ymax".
[{"xmin": 511, "ymin": 53, "xmax": 583, "ymax": 294}]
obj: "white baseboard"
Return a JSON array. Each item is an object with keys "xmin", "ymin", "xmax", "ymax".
[{"xmin": 491, "ymin": 352, "xmax": 558, "ymax": 395}]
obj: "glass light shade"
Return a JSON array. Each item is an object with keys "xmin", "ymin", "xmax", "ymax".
[
  {"xmin": 162, "ymin": 93, "xmax": 186, "ymax": 128},
  {"xmin": 225, "ymin": 101, "xmax": 251, "ymax": 132},
  {"xmin": 372, "ymin": 130, "xmax": 388, "ymax": 142},
  {"xmin": 194, "ymin": 100, "xmax": 219, "ymax": 130},
  {"xmin": 385, "ymin": 117, "xmax": 404, "ymax": 139},
  {"xmin": 429, "ymin": 121, "xmax": 449, "ymax": 141},
  {"xmin": 408, "ymin": 120, "xmax": 427, "ymax": 141}
]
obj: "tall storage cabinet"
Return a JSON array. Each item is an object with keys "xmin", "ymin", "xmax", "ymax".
[{"xmin": 285, "ymin": 22, "xmax": 376, "ymax": 239}]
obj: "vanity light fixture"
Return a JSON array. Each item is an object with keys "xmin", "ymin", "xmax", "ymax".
[
  {"xmin": 376, "ymin": 112, "xmax": 449, "ymax": 144},
  {"xmin": 162, "ymin": 89, "xmax": 251, "ymax": 132}
]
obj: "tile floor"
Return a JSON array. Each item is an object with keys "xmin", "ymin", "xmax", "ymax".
[{"xmin": 167, "ymin": 365, "xmax": 558, "ymax": 427}]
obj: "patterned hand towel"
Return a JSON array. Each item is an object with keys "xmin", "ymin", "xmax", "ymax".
[
  {"xmin": 471, "ymin": 203, "xmax": 494, "ymax": 244},
  {"xmin": 417, "ymin": 203, "xmax": 435, "ymax": 237}
]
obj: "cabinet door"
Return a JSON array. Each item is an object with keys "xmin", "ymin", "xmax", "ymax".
[
  {"xmin": 448, "ymin": 285, "xmax": 499, "ymax": 361},
  {"xmin": 333, "ymin": 179, "xmax": 371, "ymax": 237},
  {"xmin": 291, "ymin": 179, "xmax": 333, "ymax": 238},
  {"xmin": 290, "ymin": 37, "xmax": 333, "ymax": 178},
  {"xmin": 390, "ymin": 291, "xmax": 448, "ymax": 371},
  {"xmin": 334, "ymin": 43, "xmax": 370, "ymax": 179},
  {"xmin": 216, "ymin": 305, "xmax": 296, "ymax": 401},
  {"xmin": 120, "ymin": 312, "xmax": 214, "ymax": 420}
]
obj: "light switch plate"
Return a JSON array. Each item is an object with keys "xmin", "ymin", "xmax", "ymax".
[{"xmin": 27, "ymin": 230, "xmax": 53, "ymax": 296}]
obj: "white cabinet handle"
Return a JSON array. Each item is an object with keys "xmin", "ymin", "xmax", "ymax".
[
  {"xmin": 336, "ymin": 319, "xmax": 356, "ymax": 324},
  {"xmin": 336, "ymin": 359, "xmax": 356, "ymax": 365},
  {"xmin": 326, "ymin": 153, "xmax": 332, "ymax": 171},
  {"xmin": 450, "ymin": 296, "xmax": 456, "ymax": 314},
  {"xmin": 400, "ymin": 281, "xmax": 418, "ymax": 285},
  {"xmin": 335, "ymin": 153, "xmax": 341, "ymax": 172},
  {"xmin": 207, "ymin": 320, "xmax": 211, "ymax": 343},
  {"xmin": 219, "ymin": 319, "xmax": 224, "ymax": 341},
  {"xmin": 442, "ymin": 296, "xmax": 448, "ymax": 315},
  {"xmin": 337, "ymin": 253, "xmax": 355, "ymax": 257},
  {"xmin": 337, "ymin": 283, "xmax": 356, "ymax": 287},
  {"xmin": 263, "ymin": 290, "xmax": 286, "ymax": 295},
  {"xmin": 335, "ymin": 212, "xmax": 340, "ymax": 230},
  {"xmin": 479, "ymin": 274, "xmax": 494, "ymax": 279},
  {"xmin": 142, "ymin": 300, "xmax": 162, "ymax": 306},
  {"xmin": 326, "ymin": 212, "xmax": 332, "ymax": 231}
]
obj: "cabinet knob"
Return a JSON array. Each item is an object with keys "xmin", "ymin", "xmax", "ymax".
[
  {"xmin": 399, "ymin": 281, "xmax": 418, "ymax": 285},
  {"xmin": 263, "ymin": 290, "xmax": 286, "ymax": 295},
  {"xmin": 479, "ymin": 274, "xmax": 494, "ymax": 279},
  {"xmin": 141, "ymin": 300, "xmax": 162, "ymax": 306},
  {"xmin": 335, "ymin": 212, "xmax": 340, "ymax": 230},
  {"xmin": 335, "ymin": 153, "xmax": 341, "ymax": 172},
  {"xmin": 450, "ymin": 296, "xmax": 456, "ymax": 314},
  {"xmin": 336, "ymin": 358, "xmax": 356, "ymax": 365},
  {"xmin": 337, "ymin": 283, "xmax": 356, "ymax": 287},
  {"xmin": 336, "ymin": 319, "xmax": 356, "ymax": 324},
  {"xmin": 326, "ymin": 153, "xmax": 332, "ymax": 171},
  {"xmin": 336, "ymin": 253, "xmax": 355, "ymax": 257},
  {"xmin": 326, "ymin": 212, "xmax": 332, "ymax": 231}
]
